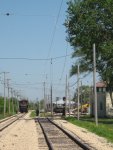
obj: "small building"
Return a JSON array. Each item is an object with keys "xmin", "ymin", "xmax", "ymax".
[{"xmin": 90, "ymin": 82, "xmax": 113, "ymax": 118}]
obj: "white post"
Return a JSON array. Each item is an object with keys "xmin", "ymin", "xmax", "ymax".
[
  {"xmin": 65, "ymin": 75, "xmax": 68, "ymax": 117},
  {"xmin": 11, "ymin": 88, "xmax": 14, "ymax": 114},
  {"xmin": 3, "ymin": 72, "xmax": 6, "ymax": 117},
  {"xmin": 77, "ymin": 65, "xmax": 80, "ymax": 120},
  {"xmin": 50, "ymin": 58, "xmax": 53, "ymax": 117},
  {"xmin": 43, "ymin": 82, "xmax": 46, "ymax": 116},
  {"xmin": 93, "ymin": 43, "xmax": 98, "ymax": 126},
  {"xmin": 39, "ymin": 100, "xmax": 40, "ymax": 117},
  {"xmin": 2, "ymin": 72, "xmax": 9, "ymax": 117},
  {"xmin": 81, "ymin": 81, "xmax": 82, "ymax": 113},
  {"xmin": 68, "ymin": 82, "xmax": 71, "ymax": 116},
  {"xmin": 7, "ymin": 79, "xmax": 11, "ymax": 114}
]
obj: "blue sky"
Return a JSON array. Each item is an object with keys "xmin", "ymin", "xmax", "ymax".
[{"xmin": 0, "ymin": 0, "xmax": 93, "ymax": 101}]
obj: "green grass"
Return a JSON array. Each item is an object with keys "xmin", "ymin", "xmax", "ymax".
[
  {"xmin": 65, "ymin": 116, "xmax": 113, "ymax": 143},
  {"xmin": 29, "ymin": 110, "xmax": 45, "ymax": 118},
  {"xmin": 0, "ymin": 97, "xmax": 18, "ymax": 120},
  {"xmin": 0, "ymin": 113, "xmax": 13, "ymax": 119},
  {"xmin": 30, "ymin": 110, "xmax": 36, "ymax": 118},
  {"xmin": 29, "ymin": 111, "xmax": 53, "ymax": 118}
]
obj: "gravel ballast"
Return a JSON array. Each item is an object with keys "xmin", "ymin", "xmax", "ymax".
[
  {"xmin": 53, "ymin": 119, "xmax": 113, "ymax": 150},
  {"xmin": 1, "ymin": 113, "xmax": 113, "ymax": 150},
  {"xmin": 0, "ymin": 112, "xmax": 39, "ymax": 150}
]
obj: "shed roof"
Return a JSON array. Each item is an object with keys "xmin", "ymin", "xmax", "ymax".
[{"xmin": 96, "ymin": 82, "xmax": 106, "ymax": 88}]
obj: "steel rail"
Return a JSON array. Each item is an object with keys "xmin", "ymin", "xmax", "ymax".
[
  {"xmin": 37, "ymin": 118, "xmax": 93, "ymax": 150},
  {"xmin": 48, "ymin": 118, "xmax": 91, "ymax": 150},
  {"xmin": 37, "ymin": 118, "xmax": 54, "ymax": 150},
  {"xmin": 0, "ymin": 114, "xmax": 26, "ymax": 131},
  {"xmin": 0, "ymin": 113, "xmax": 20, "ymax": 123}
]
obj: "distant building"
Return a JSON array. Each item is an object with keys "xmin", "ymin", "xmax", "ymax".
[{"xmin": 90, "ymin": 81, "xmax": 113, "ymax": 118}]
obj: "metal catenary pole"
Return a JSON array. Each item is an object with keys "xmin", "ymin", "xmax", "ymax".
[
  {"xmin": 65, "ymin": 75, "xmax": 68, "ymax": 117},
  {"xmin": 77, "ymin": 65, "xmax": 80, "ymax": 120},
  {"xmin": 50, "ymin": 84, "xmax": 53, "ymax": 117},
  {"xmin": 14, "ymin": 91, "xmax": 18, "ymax": 113},
  {"xmin": 16, "ymin": 94, "xmax": 19, "ymax": 113},
  {"xmin": 50, "ymin": 58, "xmax": 53, "ymax": 117},
  {"xmin": 11, "ymin": 88, "xmax": 14, "ymax": 114},
  {"xmin": 80, "ymin": 81, "xmax": 83, "ymax": 113},
  {"xmin": 7, "ymin": 79, "xmax": 11, "ymax": 114},
  {"xmin": 3, "ymin": 72, "xmax": 9, "ymax": 117},
  {"xmin": 38, "ymin": 100, "xmax": 40, "ymax": 117},
  {"xmin": 68, "ymin": 81, "xmax": 71, "ymax": 116},
  {"xmin": 3, "ymin": 72, "xmax": 6, "ymax": 117},
  {"xmin": 93, "ymin": 43, "xmax": 98, "ymax": 126},
  {"xmin": 43, "ymin": 81, "xmax": 46, "ymax": 116}
]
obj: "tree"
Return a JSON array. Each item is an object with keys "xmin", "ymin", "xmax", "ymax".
[
  {"xmin": 65, "ymin": 0, "xmax": 113, "ymax": 106},
  {"xmin": 73, "ymin": 85, "xmax": 91, "ymax": 103}
]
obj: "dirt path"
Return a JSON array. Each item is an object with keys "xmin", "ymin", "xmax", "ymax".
[{"xmin": 0, "ymin": 112, "xmax": 39, "ymax": 150}]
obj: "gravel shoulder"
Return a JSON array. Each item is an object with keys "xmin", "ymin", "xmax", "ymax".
[
  {"xmin": 53, "ymin": 119, "xmax": 113, "ymax": 150},
  {"xmin": 0, "ymin": 112, "xmax": 39, "ymax": 150},
  {"xmin": 1, "ymin": 114, "xmax": 113, "ymax": 150}
]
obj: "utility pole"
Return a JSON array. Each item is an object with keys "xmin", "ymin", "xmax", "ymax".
[
  {"xmin": 38, "ymin": 100, "xmax": 40, "ymax": 117},
  {"xmin": 7, "ymin": 79, "xmax": 11, "ymax": 114},
  {"xmin": 80, "ymin": 81, "xmax": 83, "ymax": 113},
  {"xmin": 68, "ymin": 81, "xmax": 71, "ymax": 116},
  {"xmin": 3, "ymin": 72, "xmax": 6, "ymax": 117},
  {"xmin": 2, "ymin": 72, "xmax": 9, "ymax": 117},
  {"xmin": 14, "ymin": 91, "xmax": 18, "ymax": 113},
  {"xmin": 50, "ymin": 84, "xmax": 53, "ymax": 117},
  {"xmin": 47, "ymin": 94, "xmax": 50, "ymax": 112},
  {"xmin": 43, "ymin": 82, "xmax": 46, "ymax": 116},
  {"xmin": 65, "ymin": 75, "xmax": 68, "ymax": 117},
  {"xmin": 13, "ymin": 90, "xmax": 16, "ymax": 113},
  {"xmin": 50, "ymin": 58, "xmax": 53, "ymax": 117},
  {"xmin": 11, "ymin": 88, "xmax": 14, "ymax": 114},
  {"xmin": 16, "ymin": 93, "xmax": 19, "ymax": 113},
  {"xmin": 77, "ymin": 65, "xmax": 80, "ymax": 120},
  {"xmin": 93, "ymin": 43, "xmax": 98, "ymax": 126}
]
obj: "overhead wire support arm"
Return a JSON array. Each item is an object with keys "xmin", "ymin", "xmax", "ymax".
[{"xmin": 0, "ymin": 54, "xmax": 71, "ymax": 61}]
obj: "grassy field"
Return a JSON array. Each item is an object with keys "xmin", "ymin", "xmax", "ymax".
[
  {"xmin": 0, "ymin": 97, "xmax": 18, "ymax": 119},
  {"xmin": 66, "ymin": 116, "xmax": 113, "ymax": 143}
]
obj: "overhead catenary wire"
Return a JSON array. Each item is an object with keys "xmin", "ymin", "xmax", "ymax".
[
  {"xmin": 1, "ymin": 12, "xmax": 58, "ymax": 18},
  {"xmin": 44, "ymin": 0, "xmax": 63, "ymax": 85},
  {"xmin": 46, "ymin": 0, "xmax": 64, "ymax": 59},
  {"xmin": 42, "ymin": 0, "xmax": 64, "ymax": 81},
  {"xmin": 59, "ymin": 42, "xmax": 68, "ymax": 81},
  {"xmin": 56, "ymin": 42, "xmax": 68, "ymax": 97},
  {"xmin": 69, "ymin": 73, "xmax": 89, "ymax": 88},
  {"xmin": 11, "ymin": 82, "xmax": 65, "ymax": 86},
  {"xmin": 0, "ymin": 54, "xmax": 71, "ymax": 61},
  {"xmin": 0, "ymin": 1, "xmax": 73, "ymax": 101}
]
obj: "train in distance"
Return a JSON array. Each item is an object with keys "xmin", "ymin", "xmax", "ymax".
[{"xmin": 19, "ymin": 99, "xmax": 28, "ymax": 113}]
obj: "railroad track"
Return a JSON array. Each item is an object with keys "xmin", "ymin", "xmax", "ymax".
[
  {"xmin": 0, "ymin": 113, "xmax": 26, "ymax": 131},
  {"xmin": 36, "ymin": 118, "xmax": 92, "ymax": 150}
]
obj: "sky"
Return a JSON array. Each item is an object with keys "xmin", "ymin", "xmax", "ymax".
[{"xmin": 0, "ymin": 0, "xmax": 93, "ymax": 102}]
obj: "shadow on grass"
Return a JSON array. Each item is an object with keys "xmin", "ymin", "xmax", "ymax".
[{"xmin": 79, "ymin": 116, "xmax": 113, "ymax": 125}]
